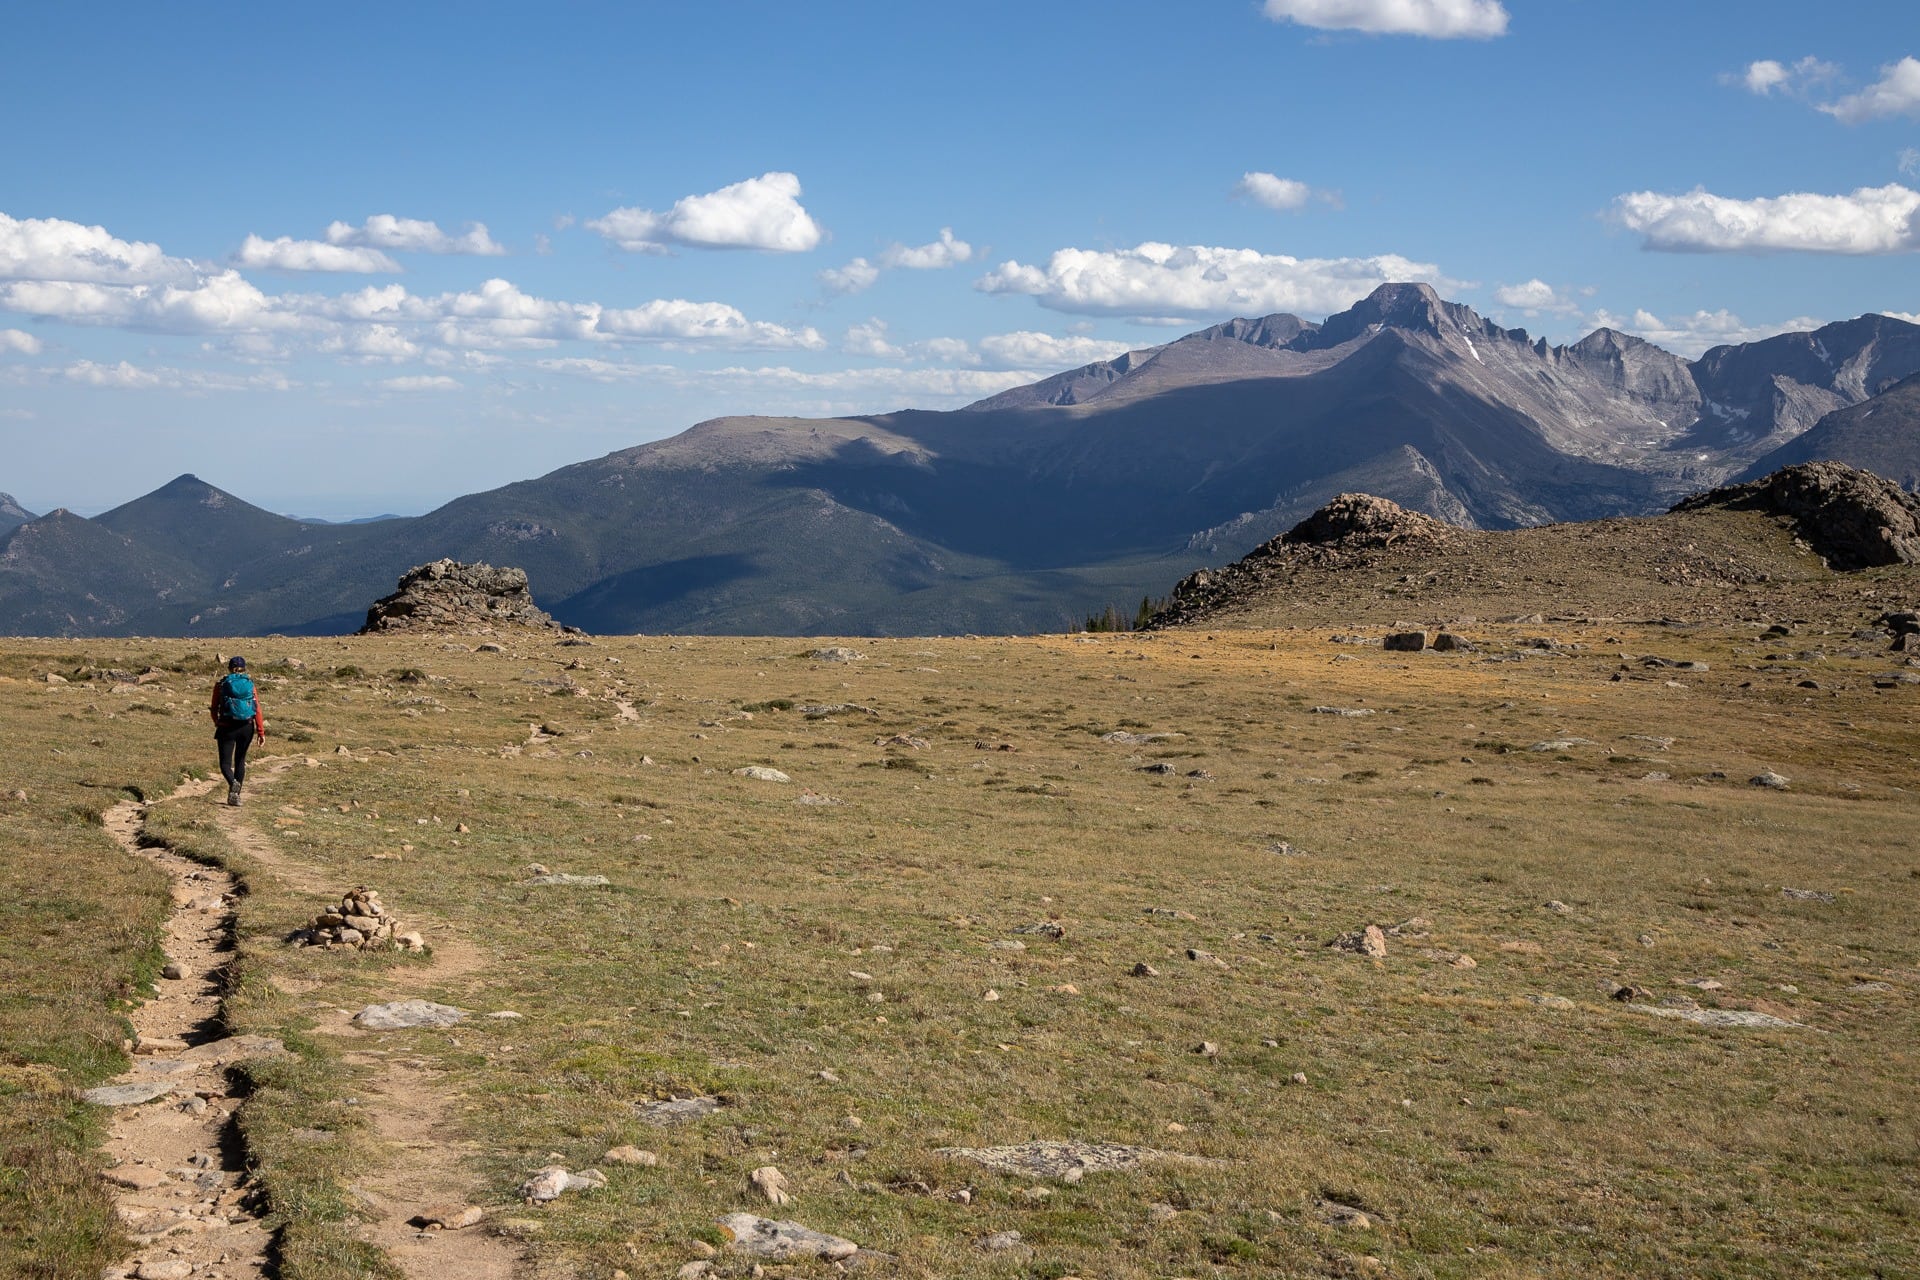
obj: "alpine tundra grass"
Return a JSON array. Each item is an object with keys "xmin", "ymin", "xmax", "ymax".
[{"xmin": 3, "ymin": 622, "xmax": 1916, "ymax": 1278}]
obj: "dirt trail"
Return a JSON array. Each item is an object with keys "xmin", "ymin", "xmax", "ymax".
[
  {"xmin": 221, "ymin": 758, "xmax": 522, "ymax": 1279},
  {"xmin": 98, "ymin": 760, "xmax": 523, "ymax": 1280},
  {"xmin": 98, "ymin": 778, "xmax": 274, "ymax": 1280}
]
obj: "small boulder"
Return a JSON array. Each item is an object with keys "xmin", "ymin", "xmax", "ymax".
[
  {"xmin": 1327, "ymin": 925, "xmax": 1387, "ymax": 958},
  {"xmin": 351, "ymin": 1000, "xmax": 466, "ymax": 1030},
  {"xmin": 1383, "ymin": 631, "xmax": 1427, "ymax": 652}
]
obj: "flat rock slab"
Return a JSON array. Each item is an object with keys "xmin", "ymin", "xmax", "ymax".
[
  {"xmin": 179, "ymin": 1034, "xmax": 289, "ymax": 1064},
  {"xmin": 1633, "ymin": 1004, "xmax": 1805, "ymax": 1030},
  {"xmin": 638, "ymin": 1095, "xmax": 723, "ymax": 1125},
  {"xmin": 523, "ymin": 873, "xmax": 610, "ymax": 887},
  {"xmin": 1310, "ymin": 706, "xmax": 1374, "ymax": 717},
  {"xmin": 732, "ymin": 766, "xmax": 791, "ymax": 782},
  {"xmin": 352, "ymin": 1000, "xmax": 467, "ymax": 1030},
  {"xmin": 935, "ymin": 1140, "xmax": 1213, "ymax": 1179},
  {"xmin": 717, "ymin": 1213, "xmax": 859, "ymax": 1261},
  {"xmin": 82, "ymin": 1080, "xmax": 180, "ymax": 1107}
]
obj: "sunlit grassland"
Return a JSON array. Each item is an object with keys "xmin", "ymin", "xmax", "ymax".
[{"xmin": 3, "ymin": 623, "xmax": 1917, "ymax": 1278}]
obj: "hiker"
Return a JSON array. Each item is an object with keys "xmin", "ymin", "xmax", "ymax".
[{"xmin": 209, "ymin": 655, "xmax": 265, "ymax": 806}]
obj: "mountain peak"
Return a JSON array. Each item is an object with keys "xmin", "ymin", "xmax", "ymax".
[{"xmin": 1312, "ymin": 281, "xmax": 1470, "ymax": 348}]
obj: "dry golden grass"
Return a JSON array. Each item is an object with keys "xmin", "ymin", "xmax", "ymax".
[{"xmin": 4, "ymin": 620, "xmax": 1917, "ymax": 1278}]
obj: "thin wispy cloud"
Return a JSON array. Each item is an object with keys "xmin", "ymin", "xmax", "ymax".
[{"xmin": 325, "ymin": 215, "xmax": 505, "ymax": 256}]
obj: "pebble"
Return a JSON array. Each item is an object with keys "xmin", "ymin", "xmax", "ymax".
[
  {"xmin": 135, "ymin": 1263, "xmax": 193, "ymax": 1280},
  {"xmin": 160, "ymin": 962, "xmax": 185, "ymax": 981}
]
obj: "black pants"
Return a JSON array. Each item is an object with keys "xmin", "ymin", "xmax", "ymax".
[{"xmin": 216, "ymin": 721, "xmax": 255, "ymax": 786}]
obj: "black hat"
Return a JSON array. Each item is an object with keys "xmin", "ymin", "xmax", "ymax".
[{"xmin": 228, "ymin": 655, "xmax": 247, "ymax": 670}]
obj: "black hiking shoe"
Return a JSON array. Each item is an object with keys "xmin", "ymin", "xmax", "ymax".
[{"xmin": 227, "ymin": 782, "xmax": 242, "ymax": 807}]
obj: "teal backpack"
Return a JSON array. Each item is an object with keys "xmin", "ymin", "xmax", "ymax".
[{"xmin": 219, "ymin": 673, "xmax": 256, "ymax": 722}]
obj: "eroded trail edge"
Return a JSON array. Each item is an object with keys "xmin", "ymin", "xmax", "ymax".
[
  {"xmin": 219, "ymin": 760, "xmax": 523, "ymax": 1280},
  {"xmin": 97, "ymin": 781, "xmax": 275, "ymax": 1280}
]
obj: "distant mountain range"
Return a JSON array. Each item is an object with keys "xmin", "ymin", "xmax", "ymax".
[{"xmin": 5, "ymin": 282, "xmax": 1919, "ymax": 638}]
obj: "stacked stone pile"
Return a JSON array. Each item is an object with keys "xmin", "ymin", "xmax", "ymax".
[{"xmin": 296, "ymin": 886, "xmax": 423, "ymax": 951}]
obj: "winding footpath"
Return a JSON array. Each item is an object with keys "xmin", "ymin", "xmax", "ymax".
[{"xmin": 96, "ymin": 761, "xmax": 524, "ymax": 1279}]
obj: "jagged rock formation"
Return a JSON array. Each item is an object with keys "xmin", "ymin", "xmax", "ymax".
[
  {"xmin": 1151, "ymin": 494, "xmax": 1455, "ymax": 627},
  {"xmin": 1277, "ymin": 492, "xmax": 1458, "ymax": 552},
  {"xmin": 1672, "ymin": 461, "xmax": 1920, "ymax": 569},
  {"xmin": 358, "ymin": 559, "xmax": 566, "ymax": 635}
]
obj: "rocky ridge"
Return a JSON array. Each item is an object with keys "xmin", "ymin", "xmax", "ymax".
[
  {"xmin": 358, "ymin": 559, "xmax": 570, "ymax": 636},
  {"xmin": 1146, "ymin": 462, "xmax": 1920, "ymax": 631},
  {"xmin": 1672, "ymin": 460, "xmax": 1920, "ymax": 569}
]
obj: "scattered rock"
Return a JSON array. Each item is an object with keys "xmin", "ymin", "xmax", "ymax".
[
  {"xmin": 1543, "ymin": 900, "xmax": 1569, "ymax": 914},
  {"xmin": 750, "ymin": 1166, "xmax": 794, "ymax": 1206},
  {"xmin": 1186, "ymin": 948, "xmax": 1227, "ymax": 967},
  {"xmin": 1529, "ymin": 738, "xmax": 1596, "ymax": 752},
  {"xmin": 523, "ymin": 872, "xmax": 610, "ymax": 887},
  {"xmin": 1138, "ymin": 761, "xmax": 1176, "ymax": 774},
  {"xmin": 351, "ymin": 1000, "xmax": 466, "ymax": 1030},
  {"xmin": 875, "ymin": 733, "xmax": 930, "ymax": 749},
  {"xmin": 604, "ymin": 1145, "xmax": 659, "ymax": 1166},
  {"xmin": 1290, "ymin": 1072, "xmax": 1309, "ymax": 1085},
  {"xmin": 1431, "ymin": 632, "xmax": 1473, "ymax": 652},
  {"xmin": 1012, "ymin": 921, "xmax": 1065, "ymax": 939},
  {"xmin": 979, "ymin": 1231, "xmax": 1026, "ymax": 1252},
  {"xmin": 1101, "ymin": 730, "xmax": 1179, "ymax": 744},
  {"xmin": 1310, "ymin": 706, "xmax": 1375, "ymax": 717},
  {"xmin": 716, "ymin": 1213, "xmax": 859, "ymax": 1261},
  {"xmin": 1327, "ymin": 925, "xmax": 1387, "ymax": 958},
  {"xmin": 1131, "ymin": 962, "xmax": 1161, "ymax": 977},
  {"xmin": 82, "ymin": 1081, "xmax": 179, "ymax": 1107},
  {"xmin": 1633, "ymin": 1005, "xmax": 1805, "ymax": 1029},
  {"xmin": 1527, "ymin": 994, "xmax": 1575, "ymax": 1010},
  {"xmin": 519, "ymin": 1166, "xmax": 606, "ymax": 1202},
  {"xmin": 135, "ymin": 1262, "xmax": 194, "ymax": 1280},
  {"xmin": 412, "ymin": 1204, "xmax": 485, "ymax": 1230},
  {"xmin": 733, "ymin": 766, "xmax": 792, "ymax": 783},
  {"xmin": 638, "ymin": 1095, "xmax": 723, "ymax": 1125},
  {"xmin": 1319, "ymin": 1199, "xmax": 1375, "ymax": 1229},
  {"xmin": 808, "ymin": 647, "xmax": 865, "ymax": 663},
  {"xmin": 1751, "ymin": 771, "xmax": 1791, "ymax": 790},
  {"xmin": 160, "ymin": 961, "xmax": 185, "ymax": 981},
  {"xmin": 1383, "ymin": 631, "xmax": 1427, "ymax": 652},
  {"xmin": 935, "ymin": 1140, "xmax": 1213, "ymax": 1179},
  {"xmin": 104, "ymin": 1164, "xmax": 171, "ymax": 1191}
]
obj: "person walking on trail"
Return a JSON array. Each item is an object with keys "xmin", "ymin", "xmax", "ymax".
[{"xmin": 210, "ymin": 655, "xmax": 265, "ymax": 806}]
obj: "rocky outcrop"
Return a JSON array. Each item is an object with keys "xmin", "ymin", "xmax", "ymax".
[
  {"xmin": 1672, "ymin": 462, "xmax": 1920, "ymax": 569},
  {"xmin": 1146, "ymin": 493, "xmax": 1456, "ymax": 628},
  {"xmin": 1282, "ymin": 493, "xmax": 1457, "ymax": 551},
  {"xmin": 358, "ymin": 559, "xmax": 569, "ymax": 635}
]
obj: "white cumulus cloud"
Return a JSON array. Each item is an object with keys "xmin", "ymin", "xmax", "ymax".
[
  {"xmin": 1493, "ymin": 278, "xmax": 1579, "ymax": 315},
  {"xmin": 880, "ymin": 227, "xmax": 973, "ymax": 270},
  {"xmin": 0, "ymin": 270, "xmax": 300, "ymax": 334},
  {"xmin": 975, "ymin": 331, "xmax": 1134, "ymax": 370},
  {"xmin": 1261, "ymin": 0, "xmax": 1507, "ymax": 39},
  {"xmin": 325, "ymin": 215, "xmax": 505, "ymax": 255},
  {"xmin": 1821, "ymin": 55, "xmax": 1920, "ymax": 123},
  {"xmin": 0, "ymin": 328, "xmax": 41, "ymax": 354},
  {"xmin": 56, "ymin": 359, "xmax": 294, "ymax": 392},
  {"xmin": 595, "ymin": 297, "xmax": 825, "ymax": 350},
  {"xmin": 1234, "ymin": 172, "xmax": 1314, "ymax": 212},
  {"xmin": 1613, "ymin": 183, "xmax": 1920, "ymax": 254},
  {"xmin": 587, "ymin": 172, "xmax": 824, "ymax": 253},
  {"xmin": 820, "ymin": 257, "xmax": 881, "ymax": 295},
  {"xmin": 0, "ymin": 213, "xmax": 199, "ymax": 284},
  {"xmin": 843, "ymin": 319, "xmax": 905, "ymax": 359},
  {"xmin": 234, "ymin": 235, "xmax": 400, "ymax": 273},
  {"xmin": 976, "ymin": 242, "xmax": 1447, "ymax": 321}
]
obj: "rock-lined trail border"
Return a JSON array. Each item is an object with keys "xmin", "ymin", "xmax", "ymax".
[{"xmin": 100, "ymin": 759, "xmax": 523, "ymax": 1280}]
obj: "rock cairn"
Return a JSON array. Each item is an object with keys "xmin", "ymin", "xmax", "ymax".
[
  {"xmin": 1672, "ymin": 461, "xmax": 1920, "ymax": 569},
  {"xmin": 296, "ymin": 886, "xmax": 423, "ymax": 951},
  {"xmin": 358, "ymin": 559, "xmax": 572, "ymax": 636}
]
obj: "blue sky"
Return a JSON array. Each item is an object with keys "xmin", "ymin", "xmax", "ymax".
[{"xmin": 2, "ymin": 0, "xmax": 1916, "ymax": 517}]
